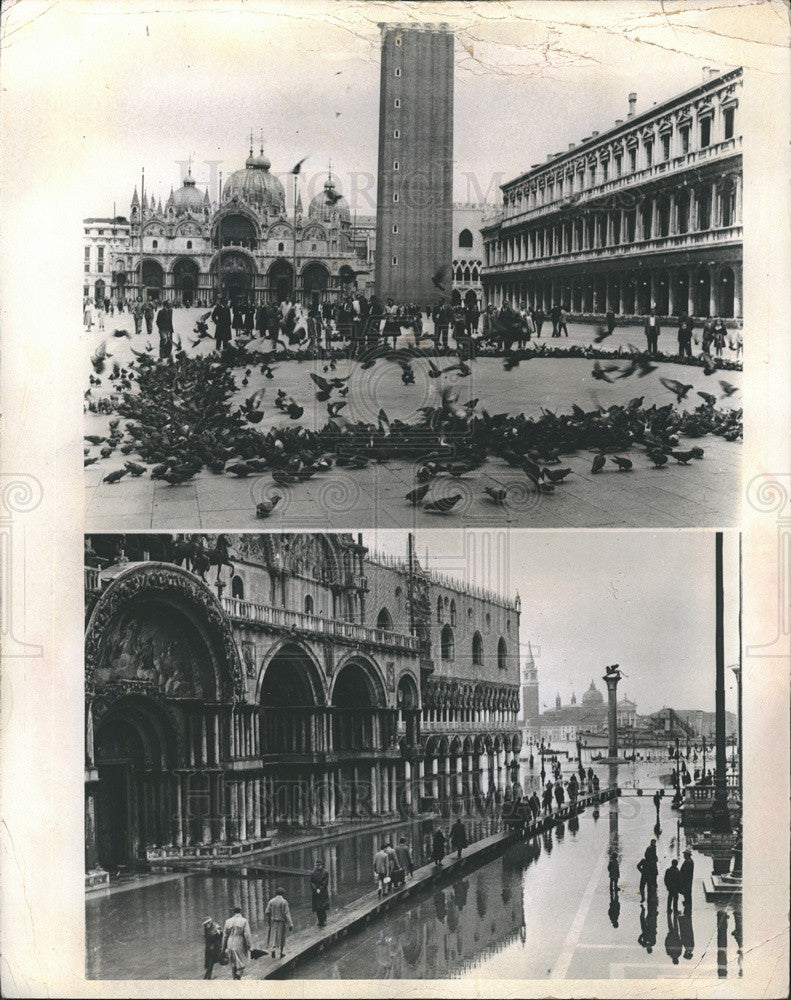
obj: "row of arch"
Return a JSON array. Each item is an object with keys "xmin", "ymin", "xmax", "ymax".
[{"xmin": 439, "ymin": 625, "xmax": 508, "ymax": 671}]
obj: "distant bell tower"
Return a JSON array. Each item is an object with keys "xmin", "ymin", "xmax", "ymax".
[
  {"xmin": 520, "ymin": 641, "xmax": 539, "ymax": 726},
  {"xmin": 375, "ymin": 22, "xmax": 454, "ymax": 307}
]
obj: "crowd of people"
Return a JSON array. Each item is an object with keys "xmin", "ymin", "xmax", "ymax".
[{"xmin": 83, "ymin": 290, "xmax": 743, "ymax": 362}]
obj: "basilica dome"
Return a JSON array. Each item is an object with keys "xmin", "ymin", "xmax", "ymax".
[
  {"xmin": 309, "ymin": 175, "xmax": 351, "ymax": 225},
  {"xmin": 171, "ymin": 172, "xmax": 204, "ymax": 215},
  {"xmin": 223, "ymin": 147, "xmax": 286, "ymax": 216},
  {"xmin": 581, "ymin": 681, "xmax": 604, "ymax": 705}
]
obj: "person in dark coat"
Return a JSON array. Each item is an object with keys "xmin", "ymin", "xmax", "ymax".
[
  {"xmin": 549, "ymin": 303, "xmax": 561, "ymax": 337},
  {"xmin": 232, "ymin": 301, "xmax": 244, "ymax": 338},
  {"xmin": 449, "ymin": 818, "xmax": 468, "ymax": 861},
  {"xmin": 679, "ymin": 849, "xmax": 694, "ymax": 910},
  {"xmin": 677, "ymin": 313, "xmax": 694, "ymax": 357},
  {"xmin": 395, "ymin": 836, "xmax": 414, "ymax": 880},
  {"xmin": 554, "ymin": 781, "xmax": 565, "ymax": 809},
  {"xmin": 532, "ymin": 306, "xmax": 545, "ymax": 337},
  {"xmin": 156, "ymin": 300, "xmax": 174, "ymax": 359},
  {"xmin": 432, "ymin": 827, "xmax": 446, "ymax": 867},
  {"xmin": 143, "ymin": 300, "xmax": 154, "ymax": 337},
  {"xmin": 309, "ymin": 858, "xmax": 330, "ymax": 927},
  {"xmin": 243, "ymin": 300, "xmax": 254, "ymax": 336},
  {"xmin": 644, "ymin": 308, "xmax": 660, "ymax": 354},
  {"xmin": 202, "ymin": 917, "xmax": 223, "ymax": 979},
  {"xmin": 664, "ymin": 858, "xmax": 681, "ymax": 913},
  {"xmin": 653, "ymin": 789, "xmax": 662, "ymax": 821},
  {"xmin": 212, "ymin": 298, "xmax": 232, "ymax": 351},
  {"xmin": 605, "ymin": 308, "xmax": 616, "ymax": 335},
  {"xmin": 637, "ymin": 845, "xmax": 658, "ymax": 902},
  {"xmin": 255, "ymin": 302, "xmax": 267, "ymax": 341}
]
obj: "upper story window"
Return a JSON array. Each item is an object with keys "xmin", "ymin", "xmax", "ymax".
[
  {"xmin": 392, "ymin": 256, "xmax": 398, "ymax": 266},
  {"xmin": 394, "ymin": 67, "xmax": 401, "ymax": 77},
  {"xmin": 152, "ymin": 239, "xmax": 158, "ymax": 248},
  {"xmin": 97, "ymin": 246, "xmax": 104, "ymax": 259},
  {"xmin": 628, "ymin": 147, "xmax": 637, "ymax": 173},
  {"xmin": 440, "ymin": 625, "xmax": 454, "ymax": 661},
  {"xmin": 232, "ymin": 576, "xmax": 245, "ymax": 599},
  {"xmin": 304, "ymin": 594, "xmax": 313, "ymax": 614},
  {"xmin": 601, "ymin": 157, "xmax": 609, "ymax": 181},
  {"xmin": 450, "ymin": 600, "xmax": 456, "ymax": 626},
  {"xmin": 186, "ymin": 240, "xmax": 192, "ymax": 249},
  {"xmin": 458, "ymin": 228, "xmax": 473, "ymax": 249},
  {"xmin": 278, "ymin": 242, "xmax": 285, "ymax": 252},
  {"xmin": 392, "ymin": 223, "xmax": 398, "ymax": 234},
  {"xmin": 394, "ymin": 98, "xmax": 401, "ymax": 109},
  {"xmin": 393, "ymin": 129, "xmax": 400, "ymax": 139},
  {"xmin": 393, "ymin": 160, "xmax": 399, "ymax": 171},
  {"xmin": 679, "ymin": 123, "xmax": 691, "ymax": 154},
  {"xmin": 644, "ymin": 139, "xmax": 653, "ymax": 167},
  {"xmin": 662, "ymin": 133, "xmax": 671, "ymax": 161},
  {"xmin": 699, "ymin": 115, "xmax": 712, "ymax": 148},
  {"xmin": 614, "ymin": 152, "xmax": 622, "ymax": 176},
  {"xmin": 437, "ymin": 597, "xmax": 443, "ymax": 623},
  {"xmin": 84, "ymin": 246, "xmax": 90, "ymax": 260},
  {"xmin": 723, "ymin": 105, "xmax": 735, "ymax": 140},
  {"xmin": 395, "ymin": 36, "xmax": 402, "ymax": 46},
  {"xmin": 393, "ymin": 192, "xmax": 399, "ymax": 202}
]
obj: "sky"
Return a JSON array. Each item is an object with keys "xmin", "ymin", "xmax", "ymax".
[
  {"xmin": 360, "ymin": 529, "xmax": 741, "ymax": 717},
  {"xmin": 0, "ymin": 0, "xmax": 764, "ymax": 221}
]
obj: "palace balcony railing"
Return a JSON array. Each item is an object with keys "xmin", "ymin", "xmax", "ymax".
[
  {"xmin": 421, "ymin": 719, "xmax": 518, "ymax": 735},
  {"xmin": 490, "ymin": 136, "xmax": 742, "ymax": 230},
  {"xmin": 481, "ymin": 225, "xmax": 743, "ymax": 275},
  {"xmin": 221, "ymin": 596, "xmax": 420, "ymax": 653},
  {"xmin": 257, "ymin": 705, "xmax": 419, "ymax": 758}
]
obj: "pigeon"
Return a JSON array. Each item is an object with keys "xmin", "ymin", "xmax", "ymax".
[
  {"xmin": 618, "ymin": 346, "xmax": 658, "ymax": 378},
  {"xmin": 225, "ymin": 460, "xmax": 253, "ymax": 477},
  {"xmin": 405, "ymin": 483, "xmax": 431, "ymax": 505},
  {"xmin": 272, "ymin": 470, "xmax": 297, "ymax": 485},
  {"xmin": 424, "ymin": 494, "xmax": 462, "ymax": 513},
  {"xmin": 719, "ymin": 380, "xmax": 738, "ymax": 397},
  {"xmin": 659, "ymin": 377, "xmax": 694, "ymax": 403},
  {"xmin": 327, "ymin": 400, "xmax": 347, "ymax": 417},
  {"xmin": 543, "ymin": 467, "xmax": 572, "ymax": 483},
  {"xmin": 256, "ymin": 495, "xmax": 282, "ymax": 518},
  {"xmin": 689, "ymin": 446, "xmax": 705, "ymax": 459},
  {"xmin": 163, "ymin": 467, "xmax": 195, "ymax": 485},
  {"xmin": 84, "ymin": 457, "xmax": 98, "ymax": 467},
  {"xmin": 671, "ymin": 450, "xmax": 695, "ymax": 464},
  {"xmin": 291, "ymin": 156, "xmax": 309, "ymax": 175},
  {"xmin": 112, "ymin": 327, "xmax": 132, "ymax": 339},
  {"xmin": 90, "ymin": 341, "xmax": 111, "ymax": 374},
  {"xmin": 593, "ymin": 325, "xmax": 612, "ymax": 343},
  {"xmin": 286, "ymin": 403, "xmax": 304, "ymax": 420},
  {"xmin": 100, "ymin": 446, "xmax": 113, "ymax": 458},
  {"xmin": 590, "ymin": 453, "xmax": 606, "ymax": 475},
  {"xmin": 701, "ymin": 353, "xmax": 717, "ymax": 376},
  {"xmin": 697, "ymin": 391, "xmax": 717, "ymax": 406},
  {"xmin": 592, "ymin": 361, "xmax": 619, "ymax": 382},
  {"xmin": 647, "ymin": 450, "xmax": 668, "ymax": 468},
  {"xmin": 484, "ymin": 486, "xmax": 507, "ymax": 505},
  {"xmin": 102, "ymin": 468, "xmax": 128, "ymax": 484},
  {"xmin": 84, "ymin": 435, "xmax": 106, "ymax": 446},
  {"xmin": 612, "ymin": 455, "xmax": 633, "ymax": 471},
  {"xmin": 124, "ymin": 461, "xmax": 146, "ymax": 477}
]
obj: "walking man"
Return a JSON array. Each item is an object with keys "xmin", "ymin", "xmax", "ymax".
[
  {"xmin": 221, "ymin": 904, "xmax": 252, "ymax": 980},
  {"xmin": 374, "ymin": 842, "xmax": 392, "ymax": 895},
  {"xmin": 395, "ymin": 836, "xmax": 414, "ymax": 881},
  {"xmin": 449, "ymin": 817, "xmax": 468, "ymax": 861},
  {"xmin": 309, "ymin": 858, "xmax": 330, "ymax": 928},
  {"xmin": 202, "ymin": 916, "xmax": 223, "ymax": 979},
  {"xmin": 211, "ymin": 297, "xmax": 232, "ymax": 352},
  {"xmin": 156, "ymin": 299, "xmax": 174, "ymax": 359},
  {"xmin": 653, "ymin": 789, "xmax": 662, "ymax": 822},
  {"xmin": 264, "ymin": 887, "xmax": 293, "ymax": 960}
]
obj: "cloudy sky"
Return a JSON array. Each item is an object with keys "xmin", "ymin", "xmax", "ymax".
[
  {"xmin": 361, "ymin": 529, "xmax": 741, "ymax": 717},
  {"xmin": 1, "ymin": 0, "xmax": 762, "ymax": 221}
]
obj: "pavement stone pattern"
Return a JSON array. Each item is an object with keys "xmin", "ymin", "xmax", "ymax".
[{"xmin": 84, "ymin": 308, "xmax": 741, "ymax": 529}]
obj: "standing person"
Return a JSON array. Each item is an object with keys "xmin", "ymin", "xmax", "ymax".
[
  {"xmin": 132, "ymin": 299, "xmax": 143, "ymax": 337},
  {"xmin": 677, "ymin": 313, "xmax": 694, "ymax": 357},
  {"xmin": 395, "ymin": 836, "xmax": 414, "ymax": 881},
  {"xmin": 202, "ymin": 917, "xmax": 223, "ymax": 979},
  {"xmin": 644, "ymin": 307, "xmax": 660, "ymax": 355},
  {"xmin": 449, "ymin": 817, "xmax": 468, "ymax": 862},
  {"xmin": 664, "ymin": 858, "xmax": 681, "ymax": 914},
  {"xmin": 143, "ymin": 300, "xmax": 154, "ymax": 337},
  {"xmin": 549, "ymin": 302, "xmax": 561, "ymax": 337},
  {"xmin": 97, "ymin": 301, "xmax": 105, "ymax": 332},
  {"xmin": 605, "ymin": 307, "xmax": 616, "ymax": 336},
  {"xmin": 452, "ymin": 302, "xmax": 467, "ymax": 350},
  {"xmin": 309, "ymin": 858, "xmax": 330, "ymax": 928},
  {"xmin": 554, "ymin": 780, "xmax": 565, "ymax": 810},
  {"xmin": 221, "ymin": 904, "xmax": 252, "ymax": 980},
  {"xmin": 156, "ymin": 300, "xmax": 174, "ymax": 359},
  {"xmin": 679, "ymin": 849, "xmax": 694, "ymax": 910},
  {"xmin": 264, "ymin": 887, "xmax": 293, "ymax": 960},
  {"xmin": 712, "ymin": 317, "xmax": 727, "ymax": 357},
  {"xmin": 532, "ymin": 305, "xmax": 545, "ymax": 337},
  {"xmin": 432, "ymin": 827, "xmax": 446, "ymax": 868},
  {"xmin": 701, "ymin": 317, "xmax": 715, "ymax": 355},
  {"xmin": 637, "ymin": 844, "xmax": 658, "ymax": 902},
  {"xmin": 608, "ymin": 851, "xmax": 620, "ymax": 898},
  {"xmin": 558, "ymin": 304, "xmax": 569, "ymax": 337},
  {"xmin": 83, "ymin": 298, "xmax": 94, "ymax": 330},
  {"xmin": 243, "ymin": 299, "xmax": 255, "ymax": 339},
  {"xmin": 384, "ymin": 841, "xmax": 400, "ymax": 885},
  {"xmin": 466, "ymin": 298, "xmax": 480, "ymax": 337},
  {"xmin": 653, "ymin": 789, "xmax": 662, "ymax": 822},
  {"xmin": 211, "ymin": 297, "xmax": 232, "ymax": 352},
  {"xmin": 373, "ymin": 843, "xmax": 391, "ymax": 896},
  {"xmin": 231, "ymin": 300, "xmax": 244, "ymax": 340}
]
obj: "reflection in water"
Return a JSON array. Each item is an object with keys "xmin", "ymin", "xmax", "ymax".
[
  {"xmin": 679, "ymin": 906, "xmax": 695, "ymax": 960},
  {"xmin": 664, "ymin": 911, "xmax": 682, "ymax": 964},
  {"xmin": 717, "ymin": 908, "xmax": 729, "ymax": 978},
  {"xmin": 638, "ymin": 900, "xmax": 658, "ymax": 953},
  {"xmin": 608, "ymin": 897, "xmax": 620, "ymax": 928}
]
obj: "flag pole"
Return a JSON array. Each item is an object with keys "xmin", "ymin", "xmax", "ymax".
[
  {"xmin": 293, "ymin": 172, "xmax": 298, "ymax": 305},
  {"xmin": 139, "ymin": 167, "xmax": 145, "ymax": 301}
]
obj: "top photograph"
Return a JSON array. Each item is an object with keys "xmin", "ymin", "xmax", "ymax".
[{"xmin": 81, "ymin": 7, "xmax": 743, "ymax": 530}]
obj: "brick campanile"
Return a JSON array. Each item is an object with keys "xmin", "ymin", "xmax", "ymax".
[{"xmin": 375, "ymin": 22, "xmax": 454, "ymax": 307}]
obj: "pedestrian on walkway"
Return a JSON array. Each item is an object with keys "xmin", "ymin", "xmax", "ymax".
[
  {"xmin": 664, "ymin": 858, "xmax": 681, "ymax": 913},
  {"xmin": 143, "ymin": 300, "xmax": 154, "ymax": 337},
  {"xmin": 449, "ymin": 818, "xmax": 468, "ymax": 861},
  {"xmin": 644, "ymin": 308, "xmax": 660, "ymax": 355},
  {"xmin": 309, "ymin": 858, "xmax": 330, "ymax": 928},
  {"xmin": 384, "ymin": 841, "xmax": 399, "ymax": 885},
  {"xmin": 637, "ymin": 845, "xmax": 658, "ymax": 902},
  {"xmin": 132, "ymin": 299, "xmax": 143, "ymax": 336},
  {"xmin": 212, "ymin": 297, "xmax": 232, "ymax": 352},
  {"xmin": 608, "ymin": 851, "xmax": 620, "ymax": 898},
  {"xmin": 202, "ymin": 917, "xmax": 223, "ymax": 979},
  {"xmin": 605, "ymin": 308, "xmax": 616, "ymax": 336},
  {"xmin": 653, "ymin": 789, "xmax": 662, "ymax": 821},
  {"xmin": 221, "ymin": 904, "xmax": 252, "ymax": 979},
  {"xmin": 395, "ymin": 836, "xmax": 414, "ymax": 881},
  {"xmin": 431, "ymin": 827, "xmax": 446, "ymax": 868},
  {"xmin": 554, "ymin": 781, "xmax": 565, "ymax": 810},
  {"xmin": 679, "ymin": 849, "xmax": 694, "ymax": 910},
  {"xmin": 374, "ymin": 843, "xmax": 392, "ymax": 896},
  {"xmin": 264, "ymin": 888, "xmax": 293, "ymax": 960},
  {"xmin": 529, "ymin": 791, "xmax": 541, "ymax": 821}
]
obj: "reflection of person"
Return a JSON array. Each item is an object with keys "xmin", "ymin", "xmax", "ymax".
[
  {"xmin": 221, "ymin": 905, "xmax": 252, "ymax": 979},
  {"xmin": 608, "ymin": 896, "xmax": 620, "ymax": 928},
  {"xmin": 638, "ymin": 900, "xmax": 658, "ymax": 953},
  {"xmin": 264, "ymin": 887, "xmax": 293, "ymax": 959},
  {"xmin": 310, "ymin": 859, "xmax": 330, "ymax": 927},
  {"xmin": 665, "ymin": 911, "xmax": 682, "ymax": 964},
  {"xmin": 202, "ymin": 917, "xmax": 223, "ymax": 979},
  {"xmin": 608, "ymin": 851, "xmax": 620, "ymax": 898},
  {"xmin": 679, "ymin": 904, "xmax": 695, "ymax": 959}
]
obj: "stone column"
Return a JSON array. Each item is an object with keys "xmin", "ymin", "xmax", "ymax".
[
  {"xmin": 649, "ymin": 271, "xmax": 657, "ymax": 310},
  {"xmin": 328, "ymin": 770, "xmax": 336, "ymax": 822},
  {"xmin": 216, "ymin": 775, "xmax": 226, "ymax": 842},
  {"xmin": 390, "ymin": 765, "xmax": 398, "ymax": 813},
  {"xmin": 431, "ymin": 756, "xmax": 439, "ymax": 800},
  {"xmin": 174, "ymin": 774, "xmax": 184, "ymax": 847},
  {"xmin": 381, "ymin": 765, "xmax": 390, "ymax": 814},
  {"xmin": 479, "ymin": 753, "xmax": 488, "ymax": 794},
  {"xmin": 418, "ymin": 758, "xmax": 426, "ymax": 799},
  {"xmin": 733, "ymin": 264, "xmax": 742, "ymax": 319},
  {"xmin": 246, "ymin": 778, "xmax": 255, "ymax": 835},
  {"xmin": 404, "ymin": 760, "xmax": 413, "ymax": 810},
  {"xmin": 602, "ymin": 666, "xmax": 621, "ymax": 760},
  {"xmin": 456, "ymin": 755, "xmax": 463, "ymax": 796},
  {"xmin": 370, "ymin": 765, "xmax": 379, "ymax": 815},
  {"xmin": 709, "ymin": 274, "xmax": 717, "ymax": 318}
]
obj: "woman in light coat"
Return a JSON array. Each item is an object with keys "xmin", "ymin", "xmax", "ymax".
[
  {"xmin": 221, "ymin": 905, "xmax": 252, "ymax": 979},
  {"xmin": 265, "ymin": 887, "xmax": 294, "ymax": 959}
]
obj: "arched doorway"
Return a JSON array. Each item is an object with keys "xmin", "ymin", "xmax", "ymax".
[
  {"xmin": 268, "ymin": 259, "xmax": 294, "ymax": 302},
  {"xmin": 140, "ymin": 260, "xmax": 164, "ymax": 301},
  {"xmin": 331, "ymin": 659, "xmax": 384, "ymax": 752},
  {"xmin": 331, "ymin": 658, "xmax": 387, "ymax": 817},
  {"xmin": 302, "ymin": 262, "xmax": 329, "ymax": 306},
  {"xmin": 464, "ymin": 289, "xmax": 478, "ymax": 309},
  {"xmin": 172, "ymin": 257, "xmax": 200, "ymax": 307},
  {"xmin": 94, "ymin": 278, "xmax": 106, "ymax": 307},
  {"xmin": 214, "ymin": 250, "xmax": 254, "ymax": 304},
  {"xmin": 397, "ymin": 673, "xmax": 419, "ymax": 746},
  {"xmin": 94, "ymin": 696, "xmax": 178, "ymax": 870}
]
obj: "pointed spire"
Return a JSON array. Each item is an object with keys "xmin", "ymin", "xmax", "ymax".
[
  {"xmin": 524, "ymin": 640, "xmax": 535, "ymax": 668},
  {"xmin": 142, "ymin": 191, "xmax": 148, "ymax": 211},
  {"xmin": 131, "ymin": 186, "xmax": 140, "ymax": 207},
  {"xmin": 259, "ymin": 129, "xmax": 265, "ymax": 155},
  {"xmin": 249, "ymin": 129, "xmax": 254, "ymax": 157},
  {"xmin": 203, "ymin": 188, "xmax": 211, "ymax": 205},
  {"xmin": 166, "ymin": 187, "xmax": 174, "ymax": 208},
  {"xmin": 157, "ymin": 197, "xmax": 163, "ymax": 214}
]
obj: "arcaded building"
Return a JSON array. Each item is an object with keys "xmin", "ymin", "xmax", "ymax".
[
  {"xmin": 84, "ymin": 534, "xmax": 521, "ymax": 880},
  {"xmin": 375, "ymin": 23, "xmax": 454, "ymax": 306},
  {"xmin": 482, "ymin": 68, "xmax": 743, "ymax": 322}
]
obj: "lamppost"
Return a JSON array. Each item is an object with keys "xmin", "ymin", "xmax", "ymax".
[{"xmin": 702, "ymin": 735, "xmax": 707, "ymax": 780}]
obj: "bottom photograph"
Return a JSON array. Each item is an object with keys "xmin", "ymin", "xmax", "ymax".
[{"xmin": 83, "ymin": 529, "xmax": 742, "ymax": 982}]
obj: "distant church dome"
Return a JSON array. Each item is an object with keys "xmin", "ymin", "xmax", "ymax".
[
  {"xmin": 172, "ymin": 171, "xmax": 204, "ymax": 215},
  {"xmin": 309, "ymin": 174, "xmax": 350, "ymax": 225},
  {"xmin": 582, "ymin": 681, "xmax": 604, "ymax": 706},
  {"xmin": 223, "ymin": 145, "xmax": 286, "ymax": 215}
]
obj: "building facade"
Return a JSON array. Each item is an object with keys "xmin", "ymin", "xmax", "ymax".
[
  {"xmin": 451, "ymin": 202, "xmax": 486, "ymax": 308},
  {"xmin": 83, "ymin": 216, "xmax": 131, "ymax": 306},
  {"xmin": 375, "ymin": 22, "xmax": 454, "ymax": 306},
  {"xmin": 84, "ymin": 150, "xmax": 369, "ymax": 307},
  {"xmin": 84, "ymin": 534, "xmax": 521, "ymax": 880},
  {"xmin": 482, "ymin": 68, "xmax": 743, "ymax": 322}
]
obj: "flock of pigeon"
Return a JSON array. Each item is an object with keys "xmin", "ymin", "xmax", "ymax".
[{"xmin": 84, "ymin": 317, "xmax": 742, "ymax": 520}]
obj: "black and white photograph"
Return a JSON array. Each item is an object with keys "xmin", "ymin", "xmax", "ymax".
[
  {"xmin": 76, "ymin": 5, "xmax": 745, "ymax": 530},
  {"xmin": 83, "ymin": 529, "xmax": 742, "ymax": 981},
  {"xmin": 0, "ymin": 1, "xmax": 789, "ymax": 998}
]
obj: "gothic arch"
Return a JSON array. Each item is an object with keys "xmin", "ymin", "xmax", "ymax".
[
  {"xmin": 331, "ymin": 652, "xmax": 387, "ymax": 708},
  {"xmin": 257, "ymin": 637, "xmax": 327, "ymax": 706}
]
